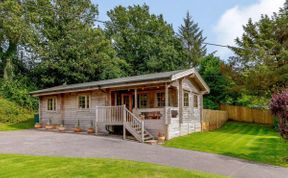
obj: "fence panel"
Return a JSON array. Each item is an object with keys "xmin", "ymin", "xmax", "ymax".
[
  {"xmin": 220, "ymin": 104, "xmax": 273, "ymax": 125},
  {"xmin": 202, "ymin": 109, "xmax": 228, "ymax": 131}
]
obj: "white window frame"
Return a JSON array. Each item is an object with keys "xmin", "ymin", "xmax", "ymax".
[
  {"xmin": 47, "ymin": 97, "xmax": 57, "ymax": 112},
  {"xmin": 78, "ymin": 95, "xmax": 90, "ymax": 110}
]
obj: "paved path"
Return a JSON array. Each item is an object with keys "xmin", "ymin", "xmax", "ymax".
[{"xmin": 0, "ymin": 130, "xmax": 287, "ymax": 178}]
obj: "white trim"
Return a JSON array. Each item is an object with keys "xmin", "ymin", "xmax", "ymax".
[
  {"xmin": 77, "ymin": 94, "xmax": 91, "ymax": 110},
  {"xmin": 171, "ymin": 68, "xmax": 210, "ymax": 94},
  {"xmin": 46, "ymin": 97, "xmax": 57, "ymax": 112}
]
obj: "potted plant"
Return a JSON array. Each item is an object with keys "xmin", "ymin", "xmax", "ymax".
[
  {"xmin": 45, "ymin": 118, "xmax": 53, "ymax": 129},
  {"xmin": 58, "ymin": 120, "xmax": 65, "ymax": 132},
  {"xmin": 34, "ymin": 122, "xmax": 42, "ymax": 129},
  {"xmin": 74, "ymin": 119, "xmax": 82, "ymax": 133},
  {"xmin": 87, "ymin": 120, "xmax": 95, "ymax": 134},
  {"xmin": 157, "ymin": 132, "xmax": 165, "ymax": 144}
]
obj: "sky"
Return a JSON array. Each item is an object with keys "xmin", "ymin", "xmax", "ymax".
[{"xmin": 92, "ymin": 0, "xmax": 285, "ymax": 60}]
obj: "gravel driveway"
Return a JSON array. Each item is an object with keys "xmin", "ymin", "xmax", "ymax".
[{"xmin": 0, "ymin": 130, "xmax": 287, "ymax": 178}]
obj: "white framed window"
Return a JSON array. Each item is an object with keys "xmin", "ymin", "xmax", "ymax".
[
  {"xmin": 184, "ymin": 92, "xmax": 189, "ymax": 107},
  {"xmin": 78, "ymin": 95, "xmax": 90, "ymax": 109},
  {"xmin": 47, "ymin": 97, "xmax": 56, "ymax": 111},
  {"xmin": 156, "ymin": 92, "xmax": 165, "ymax": 107},
  {"xmin": 193, "ymin": 95, "xmax": 198, "ymax": 108}
]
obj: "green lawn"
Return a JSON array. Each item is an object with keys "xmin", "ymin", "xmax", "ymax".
[
  {"xmin": 0, "ymin": 119, "xmax": 34, "ymax": 131},
  {"xmin": 0, "ymin": 154, "xmax": 227, "ymax": 178},
  {"xmin": 165, "ymin": 121, "xmax": 288, "ymax": 167}
]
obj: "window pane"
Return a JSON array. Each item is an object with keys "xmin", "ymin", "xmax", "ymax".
[
  {"xmin": 184, "ymin": 92, "xmax": 189, "ymax": 106},
  {"xmin": 139, "ymin": 94, "xmax": 148, "ymax": 108},
  {"xmin": 79, "ymin": 96, "xmax": 86, "ymax": 109},
  {"xmin": 194, "ymin": 95, "xmax": 198, "ymax": 108},
  {"xmin": 86, "ymin": 96, "xmax": 89, "ymax": 109},
  {"xmin": 157, "ymin": 92, "xmax": 165, "ymax": 107}
]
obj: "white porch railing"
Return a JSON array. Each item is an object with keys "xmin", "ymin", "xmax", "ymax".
[{"xmin": 95, "ymin": 105, "xmax": 124, "ymax": 124}]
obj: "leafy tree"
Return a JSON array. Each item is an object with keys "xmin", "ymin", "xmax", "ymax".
[
  {"xmin": 178, "ymin": 12, "xmax": 206, "ymax": 67},
  {"xmin": 231, "ymin": 1, "xmax": 288, "ymax": 97},
  {"xmin": 199, "ymin": 55, "xmax": 232, "ymax": 109},
  {"xmin": 26, "ymin": 0, "xmax": 125, "ymax": 88},
  {"xmin": 105, "ymin": 4, "xmax": 184, "ymax": 75},
  {"xmin": 0, "ymin": 0, "xmax": 34, "ymax": 80}
]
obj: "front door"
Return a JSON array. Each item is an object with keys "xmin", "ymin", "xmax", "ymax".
[{"xmin": 122, "ymin": 94, "xmax": 133, "ymax": 111}]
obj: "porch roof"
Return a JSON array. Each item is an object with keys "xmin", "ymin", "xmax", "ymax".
[{"xmin": 31, "ymin": 68, "xmax": 209, "ymax": 96}]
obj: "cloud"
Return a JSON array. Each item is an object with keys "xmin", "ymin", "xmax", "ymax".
[{"xmin": 214, "ymin": 0, "xmax": 285, "ymax": 59}]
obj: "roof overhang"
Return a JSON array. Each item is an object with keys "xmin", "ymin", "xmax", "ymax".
[{"xmin": 31, "ymin": 68, "xmax": 210, "ymax": 97}]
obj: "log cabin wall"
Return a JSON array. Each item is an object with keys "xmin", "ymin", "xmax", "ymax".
[{"xmin": 166, "ymin": 78, "xmax": 202, "ymax": 139}]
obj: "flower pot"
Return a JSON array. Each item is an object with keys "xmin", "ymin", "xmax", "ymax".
[
  {"xmin": 34, "ymin": 123, "xmax": 42, "ymax": 129},
  {"xmin": 58, "ymin": 127, "xmax": 65, "ymax": 132},
  {"xmin": 87, "ymin": 128, "xmax": 95, "ymax": 134},
  {"xmin": 45, "ymin": 125, "xmax": 53, "ymax": 129},
  {"xmin": 158, "ymin": 136, "xmax": 165, "ymax": 144},
  {"xmin": 74, "ymin": 127, "xmax": 82, "ymax": 133}
]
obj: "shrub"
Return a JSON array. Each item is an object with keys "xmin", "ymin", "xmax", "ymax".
[
  {"xmin": 0, "ymin": 78, "xmax": 38, "ymax": 110},
  {"xmin": 269, "ymin": 90, "xmax": 288, "ymax": 140}
]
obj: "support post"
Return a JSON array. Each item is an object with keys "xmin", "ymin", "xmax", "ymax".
[
  {"xmin": 123, "ymin": 105, "xmax": 126, "ymax": 140},
  {"xmin": 141, "ymin": 121, "xmax": 144, "ymax": 143},
  {"xmin": 95, "ymin": 106, "xmax": 98, "ymax": 135},
  {"xmin": 179, "ymin": 79, "xmax": 183, "ymax": 123},
  {"xmin": 134, "ymin": 88, "xmax": 138, "ymax": 109},
  {"xmin": 164, "ymin": 83, "xmax": 169, "ymax": 124}
]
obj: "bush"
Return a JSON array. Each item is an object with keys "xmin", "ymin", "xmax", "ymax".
[
  {"xmin": 203, "ymin": 98, "xmax": 219, "ymax": 110},
  {"xmin": 0, "ymin": 97, "xmax": 34, "ymax": 124},
  {"xmin": 269, "ymin": 90, "xmax": 288, "ymax": 140},
  {"xmin": 0, "ymin": 78, "xmax": 38, "ymax": 110}
]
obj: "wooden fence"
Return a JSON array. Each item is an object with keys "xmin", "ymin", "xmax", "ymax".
[
  {"xmin": 202, "ymin": 109, "xmax": 228, "ymax": 131},
  {"xmin": 220, "ymin": 104, "xmax": 273, "ymax": 125}
]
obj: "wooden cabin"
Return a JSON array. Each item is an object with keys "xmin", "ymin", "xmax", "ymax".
[{"xmin": 31, "ymin": 68, "xmax": 210, "ymax": 142}]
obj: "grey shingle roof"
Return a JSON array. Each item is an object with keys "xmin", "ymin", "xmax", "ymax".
[{"xmin": 30, "ymin": 70, "xmax": 185, "ymax": 95}]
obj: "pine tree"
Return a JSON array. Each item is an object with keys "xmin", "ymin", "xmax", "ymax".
[{"xmin": 178, "ymin": 12, "xmax": 207, "ymax": 67}]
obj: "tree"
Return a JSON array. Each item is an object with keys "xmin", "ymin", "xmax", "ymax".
[
  {"xmin": 199, "ymin": 55, "xmax": 232, "ymax": 109},
  {"xmin": 105, "ymin": 4, "xmax": 183, "ymax": 76},
  {"xmin": 178, "ymin": 12, "xmax": 206, "ymax": 67},
  {"xmin": 26, "ymin": 0, "xmax": 126, "ymax": 88},
  {"xmin": 270, "ymin": 90, "xmax": 288, "ymax": 140},
  {"xmin": 0, "ymin": 0, "xmax": 33, "ymax": 80},
  {"xmin": 231, "ymin": 1, "xmax": 288, "ymax": 97}
]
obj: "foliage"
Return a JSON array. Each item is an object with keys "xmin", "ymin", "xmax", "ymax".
[
  {"xmin": 105, "ymin": 4, "xmax": 184, "ymax": 75},
  {"xmin": 165, "ymin": 121, "xmax": 288, "ymax": 167},
  {"xmin": 0, "ymin": 96, "xmax": 34, "ymax": 124},
  {"xmin": 178, "ymin": 12, "xmax": 207, "ymax": 67},
  {"xmin": 0, "ymin": 79, "xmax": 38, "ymax": 110},
  {"xmin": 199, "ymin": 55, "xmax": 232, "ymax": 109},
  {"xmin": 0, "ymin": 0, "xmax": 35, "ymax": 80},
  {"xmin": 26, "ymin": 0, "xmax": 125, "ymax": 88},
  {"xmin": 234, "ymin": 94, "xmax": 270, "ymax": 108},
  {"xmin": 270, "ymin": 90, "xmax": 288, "ymax": 140},
  {"xmin": 230, "ymin": 1, "xmax": 288, "ymax": 97},
  {"xmin": 0, "ymin": 154, "xmax": 225, "ymax": 178}
]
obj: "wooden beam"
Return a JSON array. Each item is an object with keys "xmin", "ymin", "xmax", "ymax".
[
  {"xmin": 179, "ymin": 79, "xmax": 183, "ymax": 123},
  {"xmin": 134, "ymin": 88, "xmax": 138, "ymax": 109}
]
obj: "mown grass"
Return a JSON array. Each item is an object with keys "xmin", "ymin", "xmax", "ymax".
[
  {"xmin": 0, "ymin": 154, "xmax": 227, "ymax": 178},
  {"xmin": 165, "ymin": 121, "xmax": 288, "ymax": 167},
  {"xmin": 0, "ymin": 97, "xmax": 34, "ymax": 131}
]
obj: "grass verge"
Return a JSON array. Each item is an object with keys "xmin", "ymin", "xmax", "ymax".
[
  {"xmin": 0, "ymin": 154, "xmax": 227, "ymax": 178},
  {"xmin": 164, "ymin": 121, "xmax": 288, "ymax": 167}
]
